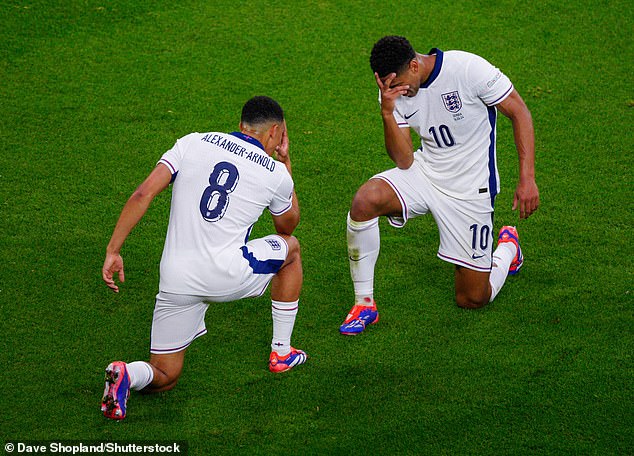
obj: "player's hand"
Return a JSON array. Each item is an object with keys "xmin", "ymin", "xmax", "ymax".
[
  {"xmin": 375, "ymin": 72, "xmax": 409, "ymax": 115},
  {"xmin": 102, "ymin": 252, "xmax": 125, "ymax": 293},
  {"xmin": 275, "ymin": 121, "xmax": 289, "ymax": 163},
  {"xmin": 513, "ymin": 179, "xmax": 540, "ymax": 219}
]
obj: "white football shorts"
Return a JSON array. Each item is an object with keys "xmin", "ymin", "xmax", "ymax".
[
  {"xmin": 373, "ymin": 161, "xmax": 495, "ymax": 273},
  {"xmin": 150, "ymin": 234, "xmax": 288, "ymax": 354}
]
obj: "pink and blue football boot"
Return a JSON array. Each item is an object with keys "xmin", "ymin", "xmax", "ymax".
[
  {"xmin": 101, "ymin": 361, "xmax": 130, "ymax": 420},
  {"xmin": 498, "ymin": 226, "xmax": 524, "ymax": 275},
  {"xmin": 339, "ymin": 298, "xmax": 380, "ymax": 335}
]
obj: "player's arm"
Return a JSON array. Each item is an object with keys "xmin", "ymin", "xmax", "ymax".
[
  {"xmin": 272, "ymin": 191, "xmax": 299, "ymax": 236},
  {"xmin": 102, "ymin": 163, "xmax": 172, "ymax": 292},
  {"xmin": 496, "ymin": 89, "xmax": 540, "ymax": 219},
  {"xmin": 271, "ymin": 121, "xmax": 300, "ymax": 236},
  {"xmin": 376, "ymin": 72, "xmax": 414, "ymax": 169}
]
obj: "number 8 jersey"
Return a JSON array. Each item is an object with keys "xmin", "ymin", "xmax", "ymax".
[
  {"xmin": 156, "ymin": 131, "xmax": 294, "ymax": 296},
  {"xmin": 389, "ymin": 48, "xmax": 514, "ymax": 204}
]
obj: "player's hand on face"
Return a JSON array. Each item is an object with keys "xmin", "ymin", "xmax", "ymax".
[
  {"xmin": 375, "ymin": 72, "xmax": 409, "ymax": 115},
  {"xmin": 102, "ymin": 252, "xmax": 125, "ymax": 293},
  {"xmin": 513, "ymin": 180, "xmax": 540, "ymax": 219},
  {"xmin": 275, "ymin": 121, "xmax": 289, "ymax": 162}
]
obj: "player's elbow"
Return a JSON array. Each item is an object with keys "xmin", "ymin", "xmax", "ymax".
[
  {"xmin": 396, "ymin": 159, "xmax": 414, "ymax": 170},
  {"xmin": 391, "ymin": 152, "xmax": 414, "ymax": 170},
  {"xmin": 274, "ymin": 212, "xmax": 299, "ymax": 236}
]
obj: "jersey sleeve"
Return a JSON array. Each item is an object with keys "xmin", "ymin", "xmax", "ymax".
[
  {"xmin": 157, "ymin": 133, "xmax": 197, "ymax": 179},
  {"xmin": 269, "ymin": 169, "xmax": 294, "ymax": 216},
  {"xmin": 468, "ymin": 54, "xmax": 514, "ymax": 106}
]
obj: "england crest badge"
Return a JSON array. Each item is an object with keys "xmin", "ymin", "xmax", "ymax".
[{"xmin": 441, "ymin": 91, "xmax": 462, "ymax": 113}]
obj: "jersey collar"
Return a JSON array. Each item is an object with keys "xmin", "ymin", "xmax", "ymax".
[
  {"xmin": 420, "ymin": 48, "xmax": 443, "ymax": 89},
  {"xmin": 230, "ymin": 131, "xmax": 265, "ymax": 151}
]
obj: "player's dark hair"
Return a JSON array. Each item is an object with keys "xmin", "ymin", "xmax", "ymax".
[
  {"xmin": 241, "ymin": 96, "xmax": 284, "ymax": 126},
  {"xmin": 370, "ymin": 36, "xmax": 416, "ymax": 78}
]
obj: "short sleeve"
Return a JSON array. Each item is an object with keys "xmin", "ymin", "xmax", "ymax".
[
  {"xmin": 269, "ymin": 169, "xmax": 294, "ymax": 216},
  {"xmin": 468, "ymin": 54, "xmax": 514, "ymax": 106},
  {"xmin": 158, "ymin": 133, "xmax": 197, "ymax": 178}
]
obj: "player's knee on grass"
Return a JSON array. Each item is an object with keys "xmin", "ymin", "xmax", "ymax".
[
  {"xmin": 147, "ymin": 353, "xmax": 185, "ymax": 392},
  {"xmin": 455, "ymin": 288, "xmax": 490, "ymax": 309},
  {"xmin": 454, "ymin": 267, "xmax": 491, "ymax": 309}
]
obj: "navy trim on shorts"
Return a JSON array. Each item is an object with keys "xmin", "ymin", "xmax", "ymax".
[
  {"xmin": 150, "ymin": 328, "xmax": 207, "ymax": 354},
  {"xmin": 438, "ymin": 252, "xmax": 492, "ymax": 272},
  {"xmin": 241, "ymin": 246, "xmax": 284, "ymax": 274}
]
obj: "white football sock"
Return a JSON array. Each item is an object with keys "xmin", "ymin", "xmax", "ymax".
[
  {"xmin": 126, "ymin": 361, "xmax": 154, "ymax": 391},
  {"xmin": 489, "ymin": 242, "xmax": 517, "ymax": 302},
  {"xmin": 271, "ymin": 300, "xmax": 299, "ymax": 356},
  {"xmin": 347, "ymin": 213, "xmax": 380, "ymax": 305}
]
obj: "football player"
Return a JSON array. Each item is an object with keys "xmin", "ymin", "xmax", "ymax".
[
  {"xmin": 340, "ymin": 36, "xmax": 539, "ymax": 335},
  {"xmin": 101, "ymin": 96, "xmax": 307, "ymax": 420}
]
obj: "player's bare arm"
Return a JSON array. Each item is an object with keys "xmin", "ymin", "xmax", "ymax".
[
  {"xmin": 496, "ymin": 89, "xmax": 540, "ymax": 219},
  {"xmin": 272, "ymin": 122, "xmax": 300, "ymax": 236},
  {"xmin": 376, "ymin": 72, "xmax": 414, "ymax": 169},
  {"xmin": 102, "ymin": 163, "xmax": 172, "ymax": 292}
]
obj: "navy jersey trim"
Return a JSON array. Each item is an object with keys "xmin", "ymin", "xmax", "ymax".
[
  {"xmin": 487, "ymin": 106, "xmax": 498, "ymax": 208},
  {"xmin": 230, "ymin": 131, "xmax": 265, "ymax": 151},
  {"xmin": 421, "ymin": 48, "xmax": 444, "ymax": 88},
  {"xmin": 244, "ymin": 223, "xmax": 255, "ymax": 244}
]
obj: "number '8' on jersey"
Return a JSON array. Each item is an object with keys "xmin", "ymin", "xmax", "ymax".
[{"xmin": 199, "ymin": 161, "xmax": 240, "ymax": 222}]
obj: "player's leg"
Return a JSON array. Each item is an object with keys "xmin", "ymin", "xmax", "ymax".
[
  {"xmin": 454, "ymin": 227, "xmax": 523, "ymax": 309},
  {"xmin": 340, "ymin": 178, "xmax": 403, "ymax": 335},
  {"xmin": 454, "ymin": 267, "xmax": 492, "ymax": 309},
  {"xmin": 270, "ymin": 234, "xmax": 301, "ymax": 302},
  {"xmin": 102, "ymin": 292, "xmax": 208, "ymax": 419},
  {"xmin": 489, "ymin": 226, "xmax": 523, "ymax": 300},
  {"xmin": 101, "ymin": 352, "xmax": 185, "ymax": 420},
  {"xmin": 145, "ymin": 351, "xmax": 186, "ymax": 392},
  {"xmin": 268, "ymin": 234, "xmax": 307, "ymax": 372},
  {"xmin": 240, "ymin": 234, "xmax": 307, "ymax": 372},
  {"xmin": 430, "ymin": 193, "xmax": 498, "ymax": 309}
]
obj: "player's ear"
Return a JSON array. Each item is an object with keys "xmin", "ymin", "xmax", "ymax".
[
  {"xmin": 409, "ymin": 58, "xmax": 419, "ymax": 74},
  {"xmin": 268, "ymin": 122, "xmax": 280, "ymax": 140}
]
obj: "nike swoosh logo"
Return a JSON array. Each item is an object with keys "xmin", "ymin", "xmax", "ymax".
[
  {"xmin": 349, "ymin": 255, "xmax": 369, "ymax": 262},
  {"xmin": 404, "ymin": 110, "xmax": 419, "ymax": 120},
  {"xmin": 471, "ymin": 253, "xmax": 485, "ymax": 260}
]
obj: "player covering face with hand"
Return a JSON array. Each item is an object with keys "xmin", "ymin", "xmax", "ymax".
[
  {"xmin": 340, "ymin": 36, "xmax": 539, "ymax": 335},
  {"xmin": 101, "ymin": 96, "xmax": 307, "ymax": 420}
]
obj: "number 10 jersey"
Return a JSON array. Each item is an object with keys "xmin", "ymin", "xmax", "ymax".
[{"xmin": 390, "ymin": 48, "xmax": 514, "ymax": 205}]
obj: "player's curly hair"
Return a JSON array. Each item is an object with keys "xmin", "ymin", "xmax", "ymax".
[
  {"xmin": 241, "ymin": 96, "xmax": 284, "ymax": 126},
  {"xmin": 370, "ymin": 36, "xmax": 416, "ymax": 78}
]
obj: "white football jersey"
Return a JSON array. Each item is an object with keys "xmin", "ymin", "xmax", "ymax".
[
  {"xmin": 156, "ymin": 131, "xmax": 294, "ymax": 296},
  {"xmin": 389, "ymin": 48, "xmax": 513, "ymax": 203}
]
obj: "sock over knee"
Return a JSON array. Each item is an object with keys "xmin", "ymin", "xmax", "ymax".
[{"xmin": 347, "ymin": 213, "xmax": 380, "ymax": 304}]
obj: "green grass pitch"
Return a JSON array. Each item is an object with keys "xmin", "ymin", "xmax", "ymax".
[{"xmin": 1, "ymin": 0, "xmax": 632, "ymax": 454}]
